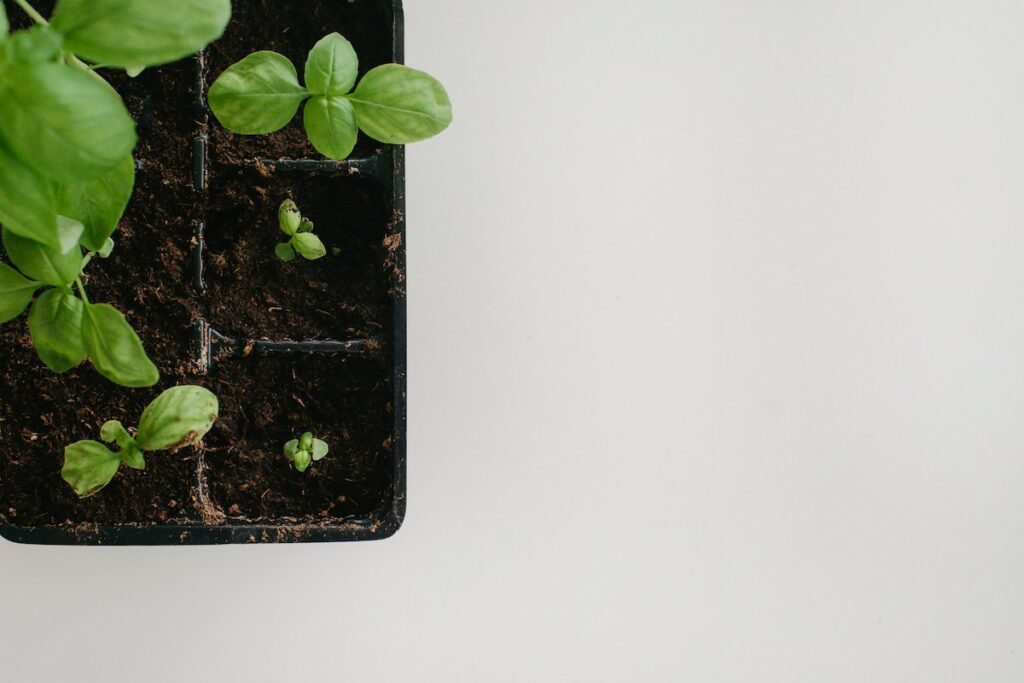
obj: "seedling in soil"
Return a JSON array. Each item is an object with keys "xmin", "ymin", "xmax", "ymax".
[
  {"xmin": 0, "ymin": 227, "xmax": 158, "ymax": 387},
  {"xmin": 275, "ymin": 199, "xmax": 326, "ymax": 262},
  {"xmin": 210, "ymin": 32, "xmax": 453, "ymax": 161},
  {"xmin": 0, "ymin": 0, "xmax": 230, "ymax": 251},
  {"xmin": 284, "ymin": 432, "xmax": 329, "ymax": 473},
  {"xmin": 62, "ymin": 386, "xmax": 220, "ymax": 497},
  {"xmin": 0, "ymin": 0, "xmax": 230, "ymax": 382}
]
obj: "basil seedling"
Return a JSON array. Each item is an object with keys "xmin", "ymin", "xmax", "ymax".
[
  {"xmin": 62, "ymin": 386, "xmax": 220, "ymax": 497},
  {"xmin": 209, "ymin": 32, "xmax": 452, "ymax": 161},
  {"xmin": 0, "ymin": 0, "xmax": 229, "ymax": 250},
  {"xmin": 0, "ymin": 225, "xmax": 159, "ymax": 387},
  {"xmin": 275, "ymin": 199, "xmax": 326, "ymax": 262},
  {"xmin": 284, "ymin": 432, "xmax": 329, "ymax": 473}
]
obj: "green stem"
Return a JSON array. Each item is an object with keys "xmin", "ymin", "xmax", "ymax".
[
  {"xmin": 74, "ymin": 278, "xmax": 90, "ymax": 305},
  {"xmin": 11, "ymin": 0, "xmax": 49, "ymax": 26}
]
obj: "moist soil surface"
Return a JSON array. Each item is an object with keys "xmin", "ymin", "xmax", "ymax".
[{"xmin": 0, "ymin": 1, "xmax": 398, "ymax": 531}]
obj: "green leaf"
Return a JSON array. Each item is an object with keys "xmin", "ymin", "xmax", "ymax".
[
  {"xmin": 348, "ymin": 64, "xmax": 453, "ymax": 144},
  {"xmin": 4, "ymin": 26, "xmax": 64, "ymax": 64},
  {"xmin": 305, "ymin": 33, "xmax": 358, "ymax": 96},
  {"xmin": 0, "ymin": 64, "xmax": 133, "ymax": 184},
  {"xmin": 311, "ymin": 438, "xmax": 329, "ymax": 461},
  {"xmin": 82, "ymin": 302, "xmax": 158, "ymax": 387},
  {"xmin": 283, "ymin": 439, "xmax": 299, "ymax": 459},
  {"xmin": 99, "ymin": 420, "xmax": 145, "ymax": 469},
  {"xmin": 0, "ymin": 2, "xmax": 8, "ymax": 39},
  {"xmin": 51, "ymin": 0, "xmax": 231, "ymax": 69},
  {"xmin": 275, "ymin": 242, "xmax": 295, "ymax": 262},
  {"xmin": 292, "ymin": 232, "xmax": 326, "ymax": 261},
  {"xmin": 62, "ymin": 440, "xmax": 121, "ymax": 498},
  {"xmin": 0, "ymin": 262, "xmax": 40, "ymax": 324},
  {"xmin": 3, "ymin": 225, "xmax": 83, "ymax": 286},
  {"xmin": 278, "ymin": 199, "xmax": 301, "ymax": 236},
  {"xmin": 27, "ymin": 288, "xmax": 87, "ymax": 372},
  {"xmin": 0, "ymin": 139, "xmax": 62, "ymax": 249},
  {"xmin": 0, "ymin": 61, "xmax": 137, "ymax": 183},
  {"xmin": 292, "ymin": 448, "xmax": 312, "ymax": 473},
  {"xmin": 209, "ymin": 52, "xmax": 309, "ymax": 135},
  {"xmin": 136, "ymin": 385, "xmax": 219, "ymax": 452},
  {"xmin": 304, "ymin": 95, "xmax": 358, "ymax": 161},
  {"xmin": 57, "ymin": 155, "xmax": 134, "ymax": 251},
  {"xmin": 97, "ymin": 238, "xmax": 115, "ymax": 258},
  {"xmin": 300, "ymin": 432, "xmax": 313, "ymax": 451},
  {"xmin": 297, "ymin": 219, "xmax": 314, "ymax": 234}
]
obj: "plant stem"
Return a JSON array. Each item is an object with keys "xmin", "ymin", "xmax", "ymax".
[
  {"xmin": 12, "ymin": 0, "xmax": 49, "ymax": 26},
  {"xmin": 74, "ymin": 278, "xmax": 90, "ymax": 305}
]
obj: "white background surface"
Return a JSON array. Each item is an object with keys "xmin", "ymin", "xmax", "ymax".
[{"xmin": 3, "ymin": 1, "xmax": 1024, "ymax": 680}]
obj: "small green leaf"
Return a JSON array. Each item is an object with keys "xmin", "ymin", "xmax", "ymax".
[
  {"xmin": 136, "ymin": 385, "xmax": 219, "ymax": 452},
  {"xmin": 3, "ymin": 225, "xmax": 83, "ymax": 286},
  {"xmin": 51, "ymin": 0, "xmax": 231, "ymax": 69},
  {"xmin": 97, "ymin": 238, "xmax": 115, "ymax": 258},
  {"xmin": 82, "ymin": 302, "xmax": 159, "ymax": 387},
  {"xmin": 292, "ymin": 449, "xmax": 312, "ymax": 473},
  {"xmin": 28, "ymin": 288, "xmax": 87, "ymax": 372},
  {"xmin": 292, "ymin": 233, "xmax": 327, "ymax": 261},
  {"xmin": 275, "ymin": 242, "xmax": 296, "ymax": 262},
  {"xmin": 300, "ymin": 432, "xmax": 314, "ymax": 451},
  {"xmin": 62, "ymin": 440, "xmax": 121, "ymax": 498},
  {"xmin": 297, "ymin": 219, "xmax": 314, "ymax": 234},
  {"xmin": 283, "ymin": 439, "xmax": 300, "ymax": 459},
  {"xmin": 57, "ymin": 155, "xmax": 135, "ymax": 251},
  {"xmin": 209, "ymin": 52, "xmax": 309, "ymax": 135},
  {"xmin": 303, "ymin": 95, "xmax": 358, "ymax": 161},
  {"xmin": 278, "ymin": 199, "xmax": 301, "ymax": 236},
  {"xmin": 100, "ymin": 420, "xmax": 130, "ymax": 446},
  {"xmin": 0, "ymin": 61, "xmax": 137, "ymax": 182},
  {"xmin": 311, "ymin": 439, "xmax": 329, "ymax": 461},
  {"xmin": 100, "ymin": 420, "xmax": 145, "ymax": 469},
  {"xmin": 349, "ymin": 64, "xmax": 453, "ymax": 144},
  {"xmin": 0, "ymin": 262, "xmax": 40, "ymax": 324},
  {"xmin": 0, "ymin": 139, "xmax": 61, "ymax": 249},
  {"xmin": 305, "ymin": 33, "xmax": 358, "ymax": 96}
]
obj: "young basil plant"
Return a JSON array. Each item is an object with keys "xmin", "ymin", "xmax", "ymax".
[
  {"xmin": 275, "ymin": 199, "xmax": 326, "ymax": 262},
  {"xmin": 0, "ymin": 225, "xmax": 159, "ymax": 387},
  {"xmin": 62, "ymin": 386, "xmax": 220, "ymax": 497},
  {"xmin": 209, "ymin": 32, "xmax": 452, "ymax": 161},
  {"xmin": 0, "ymin": 0, "xmax": 229, "ymax": 249},
  {"xmin": 284, "ymin": 432, "xmax": 329, "ymax": 473}
]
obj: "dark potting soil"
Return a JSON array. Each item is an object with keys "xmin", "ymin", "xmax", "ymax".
[
  {"xmin": 1, "ymin": 1, "xmax": 398, "ymax": 531},
  {"xmin": 206, "ymin": 0, "xmax": 393, "ymax": 165}
]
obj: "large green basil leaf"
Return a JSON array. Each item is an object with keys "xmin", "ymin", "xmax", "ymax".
[
  {"xmin": 28, "ymin": 288, "xmax": 87, "ymax": 372},
  {"xmin": 137, "ymin": 386, "xmax": 219, "ymax": 452},
  {"xmin": 0, "ymin": 61, "xmax": 136, "ymax": 182},
  {"xmin": 305, "ymin": 33, "xmax": 358, "ymax": 96},
  {"xmin": 0, "ymin": 263, "xmax": 40, "ymax": 324},
  {"xmin": 209, "ymin": 52, "xmax": 309, "ymax": 134},
  {"xmin": 82, "ymin": 302, "xmax": 158, "ymax": 387},
  {"xmin": 303, "ymin": 95, "xmax": 358, "ymax": 161},
  {"xmin": 0, "ymin": 139, "xmax": 63, "ymax": 249},
  {"xmin": 57, "ymin": 155, "xmax": 134, "ymax": 251},
  {"xmin": 51, "ymin": 0, "xmax": 231, "ymax": 69},
  {"xmin": 62, "ymin": 440, "xmax": 121, "ymax": 498},
  {"xmin": 348, "ymin": 64, "xmax": 453, "ymax": 144},
  {"xmin": 2, "ymin": 224, "xmax": 83, "ymax": 286}
]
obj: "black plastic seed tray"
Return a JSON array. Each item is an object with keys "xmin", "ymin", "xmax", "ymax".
[{"xmin": 0, "ymin": 0, "xmax": 408, "ymax": 545}]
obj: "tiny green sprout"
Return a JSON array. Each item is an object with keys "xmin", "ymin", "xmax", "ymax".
[
  {"xmin": 284, "ymin": 432, "xmax": 329, "ymax": 473},
  {"xmin": 275, "ymin": 199, "xmax": 326, "ymax": 262},
  {"xmin": 61, "ymin": 386, "xmax": 219, "ymax": 497}
]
